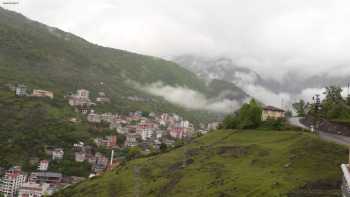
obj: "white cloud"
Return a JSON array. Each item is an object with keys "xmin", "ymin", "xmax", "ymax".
[
  {"xmin": 135, "ymin": 82, "xmax": 240, "ymax": 113},
  {"xmin": 4, "ymin": 0, "xmax": 350, "ymax": 79}
]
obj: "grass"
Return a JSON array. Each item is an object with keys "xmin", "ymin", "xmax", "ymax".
[{"xmin": 55, "ymin": 130, "xmax": 347, "ymax": 197}]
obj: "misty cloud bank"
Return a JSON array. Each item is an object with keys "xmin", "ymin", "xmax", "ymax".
[
  {"xmin": 231, "ymin": 71, "xmax": 331, "ymax": 108},
  {"xmin": 5, "ymin": 0, "xmax": 350, "ymax": 79},
  {"xmin": 135, "ymin": 82, "xmax": 241, "ymax": 113},
  {"xmin": 5, "ymin": 0, "xmax": 350, "ymax": 110}
]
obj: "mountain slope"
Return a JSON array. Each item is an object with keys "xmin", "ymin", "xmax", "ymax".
[
  {"xmin": 173, "ymin": 55, "xmax": 350, "ymax": 95},
  {"xmin": 0, "ymin": 86, "xmax": 92, "ymax": 175},
  {"xmin": 54, "ymin": 130, "xmax": 346, "ymax": 197},
  {"xmin": 206, "ymin": 79, "xmax": 249, "ymax": 101},
  {"xmin": 0, "ymin": 7, "xmax": 249, "ymax": 123}
]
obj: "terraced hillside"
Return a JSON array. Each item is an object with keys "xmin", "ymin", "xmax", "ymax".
[{"xmin": 54, "ymin": 130, "xmax": 347, "ymax": 197}]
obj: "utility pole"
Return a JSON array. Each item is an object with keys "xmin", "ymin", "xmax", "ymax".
[
  {"xmin": 312, "ymin": 94, "xmax": 321, "ymax": 135},
  {"xmin": 110, "ymin": 150, "xmax": 114, "ymax": 166}
]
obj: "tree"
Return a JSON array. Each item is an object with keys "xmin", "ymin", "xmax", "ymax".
[
  {"xmin": 117, "ymin": 134, "xmax": 126, "ymax": 146},
  {"xmin": 323, "ymin": 86, "xmax": 343, "ymax": 103},
  {"xmin": 160, "ymin": 143, "xmax": 167, "ymax": 152},
  {"xmin": 346, "ymin": 95, "xmax": 350, "ymax": 106},
  {"xmin": 127, "ymin": 147, "xmax": 142, "ymax": 159},
  {"xmin": 221, "ymin": 99, "xmax": 262, "ymax": 130},
  {"xmin": 221, "ymin": 114, "xmax": 239, "ymax": 129},
  {"xmin": 321, "ymin": 86, "xmax": 350, "ymax": 119},
  {"xmin": 292, "ymin": 99, "xmax": 307, "ymax": 117},
  {"xmin": 238, "ymin": 99, "xmax": 262, "ymax": 129},
  {"xmin": 285, "ymin": 110, "xmax": 293, "ymax": 118}
]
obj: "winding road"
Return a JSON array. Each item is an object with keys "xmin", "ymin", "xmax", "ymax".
[{"xmin": 289, "ymin": 117, "xmax": 350, "ymax": 146}]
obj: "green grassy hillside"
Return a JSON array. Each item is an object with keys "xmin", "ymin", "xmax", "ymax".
[
  {"xmin": 54, "ymin": 130, "xmax": 347, "ymax": 197},
  {"xmin": 0, "ymin": 7, "xmax": 248, "ymax": 124}
]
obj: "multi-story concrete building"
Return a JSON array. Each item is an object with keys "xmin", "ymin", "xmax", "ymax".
[
  {"xmin": 29, "ymin": 172, "xmax": 62, "ymax": 185},
  {"xmin": 125, "ymin": 133, "xmax": 139, "ymax": 147},
  {"xmin": 137, "ymin": 121, "xmax": 155, "ymax": 141},
  {"xmin": 37, "ymin": 160, "xmax": 49, "ymax": 171},
  {"xmin": 0, "ymin": 166, "xmax": 26, "ymax": 197},
  {"xmin": 87, "ymin": 110, "xmax": 101, "ymax": 123},
  {"xmin": 77, "ymin": 89, "xmax": 90, "ymax": 99},
  {"xmin": 68, "ymin": 89, "xmax": 94, "ymax": 108},
  {"xmin": 15, "ymin": 85, "xmax": 27, "ymax": 97},
  {"xmin": 18, "ymin": 182, "xmax": 49, "ymax": 197},
  {"xmin": 52, "ymin": 148, "xmax": 64, "ymax": 160},
  {"xmin": 75, "ymin": 152, "xmax": 86, "ymax": 162}
]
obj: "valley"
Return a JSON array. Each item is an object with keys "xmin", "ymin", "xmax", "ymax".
[{"xmin": 0, "ymin": 3, "xmax": 350, "ymax": 197}]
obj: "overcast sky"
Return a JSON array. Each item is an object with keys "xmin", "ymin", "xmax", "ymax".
[{"xmin": 3, "ymin": 0, "xmax": 350, "ymax": 78}]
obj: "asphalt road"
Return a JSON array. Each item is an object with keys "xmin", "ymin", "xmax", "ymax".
[{"xmin": 289, "ymin": 117, "xmax": 350, "ymax": 146}]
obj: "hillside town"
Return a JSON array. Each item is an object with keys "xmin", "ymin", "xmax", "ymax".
[
  {"xmin": 0, "ymin": 84, "xmax": 291, "ymax": 197},
  {"xmin": 0, "ymin": 85, "xmax": 220, "ymax": 197}
]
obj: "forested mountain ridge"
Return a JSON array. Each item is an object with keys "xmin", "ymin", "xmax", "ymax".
[{"xmin": 0, "ymin": 7, "xmax": 249, "ymax": 124}]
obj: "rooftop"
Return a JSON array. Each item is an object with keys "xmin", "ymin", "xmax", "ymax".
[
  {"xmin": 263, "ymin": 105, "xmax": 285, "ymax": 112},
  {"xmin": 31, "ymin": 171, "xmax": 63, "ymax": 178}
]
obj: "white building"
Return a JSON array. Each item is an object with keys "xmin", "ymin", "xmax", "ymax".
[
  {"xmin": 125, "ymin": 133, "xmax": 139, "ymax": 147},
  {"xmin": 141, "ymin": 128, "xmax": 153, "ymax": 141},
  {"xmin": 75, "ymin": 152, "xmax": 86, "ymax": 162},
  {"xmin": 77, "ymin": 89, "xmax": 89, "ymax": 99},
  {"xmin": 0, "ymin": 167, "xmax": 26, "ymax": 197},
  {"xmin": 52, "ymin": 149, "xmax": 64, "ymax": 160},
  {"xmin": 73, "ymin": 142, "xmax": 85, "ymax": 151},
  {"xmin": 18, "ymin": 182, "xmax": 49, "ymax": 197},
  {"xmin": 38, "ymin": 160, "xmax": 49, "ymax": 171},
  {"xmin": 101, "ymin": 113, "xmax": 113, "ymax": 123},
  {"xmin": 208, "ymin": 122, "xmax": 220, "ymax": 131},
  {"xmin": 68, "ymin": 89, "xmax": 94, "ymax": 107},
  {"xmin": 87, "ymin": 110, "xmax": 101, "ymax": 123},
  {"xmin": 15, "ymin": 85, "xmax": 27, "ymax": 97},
  {"xmin": 180, "ymin": 120, "xmax": 190, "ymax": 128}
]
